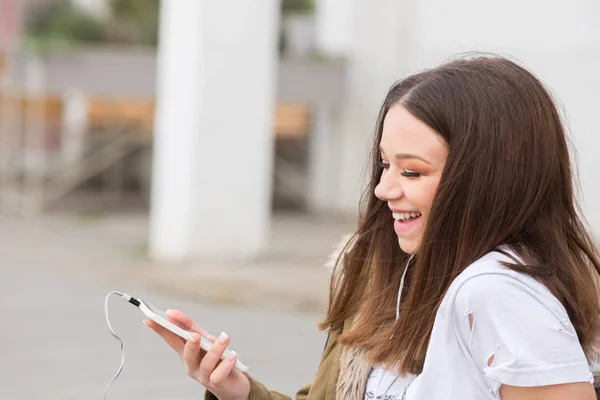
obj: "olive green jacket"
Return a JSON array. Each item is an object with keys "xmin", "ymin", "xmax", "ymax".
[{"xmin": 204, "ymin": 316, "xmax": 371, "ymax": 400}]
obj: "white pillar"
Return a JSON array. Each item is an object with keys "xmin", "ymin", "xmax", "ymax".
[
  {"xmin": 149, "ymin": 0, "xmax": 280, "ymax": 262},
  {"xmin": 314, "ymin": 0, "xmax": 355, "ymax": 57},
  {"xmin": 339, "ymin": 0, "xmax": 600, "ymax": 236},
  {"xmin": 60, "ymin": 89, "xmax": 88, "ymax": 167},
  {"xmin": 149, "ymin": 0, "xmax": 203, "ymax": 261},
  {"xmin": 21, "ymin": 57, "xmax": 47, "ymax": 215},
  {"xmin": 337, "ymin": 0, "xmax": 418, "ymax": 215},
  {"xmin": 307, "ymin": 103, "xmax": 339, "ymax": 214},
  {"xmin": 407, "ymin": 0, "xmax": 600, "ymax": 238}
]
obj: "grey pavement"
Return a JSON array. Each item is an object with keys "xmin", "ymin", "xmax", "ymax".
[
  {"xmin": 0, "ymin": 209, "xmax": 355, "ymax": 399},
  {"xmin": 0, "ymin": 255, "xmax": 326, "ymax": 399},
  {"xmin": 0, "ymin": 210, "xmax": 355, "ymax": 313}
]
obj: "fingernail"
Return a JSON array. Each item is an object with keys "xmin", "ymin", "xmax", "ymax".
[
  {"xmin": 165, "ymin": 309, "xmax": 173, "ymax": 315},
  {"xmin": 228, "ymin": 350, "xmax": 237, "ymax": 360},
  {"xmin": 218, "ymin": 331, "xmax": 229, "ymax": 344},
  {"xmin": 143, "ymin": 319, "xmax": 149, "ymax": 327}
]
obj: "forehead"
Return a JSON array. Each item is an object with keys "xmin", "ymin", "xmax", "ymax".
[{"xmin": 380, "ymin": 105, "xmax": 447, "ymax": 158}]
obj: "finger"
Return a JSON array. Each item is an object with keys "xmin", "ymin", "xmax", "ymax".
[
  {"xmin": 210, "ymin": 349, "xmax": 238, "ymax": 384},
  {"xmin": 166, "ymin": 310, "xmax": 218, "ymax": 342},
  {"xmin": 198, "ymin": 331, "xmax": 230, "ymax": 379},
  {"xmin": 144, "ymin": 319, "xmax": 186, "ymax": 355},
  {"xmin": 183, "ymin": 333, "xmax": 203, "ymax": 375}
]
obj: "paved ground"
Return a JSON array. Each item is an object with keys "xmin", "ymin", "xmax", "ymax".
[
  {"xmin": 0, "ymin": 260, "xmax": 326, "ymax": 399},
  {"xmin": 0, "ymin": 208, "xmax": 355, "ymax": 399},
  {"xmin": 0, "ymin": 210, "xmax": 355, "ymax": 314}
]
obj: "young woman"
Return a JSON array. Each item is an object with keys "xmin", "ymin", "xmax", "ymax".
[{"xmin": 146, "ymin": 55, "xmax": 600, "ymax": 400}]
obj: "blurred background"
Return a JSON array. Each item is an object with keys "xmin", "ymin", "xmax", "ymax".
[{"xmin": 0, "ymin": 0, "xmax": 599, "ymax": 398}]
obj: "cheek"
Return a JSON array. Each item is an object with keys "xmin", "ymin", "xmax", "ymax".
[{"xmin": 407, "ymin": 180, "xmax": 440, "ymax": 214}]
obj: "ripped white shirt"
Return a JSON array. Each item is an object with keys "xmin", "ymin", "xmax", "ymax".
[{"xmin": 364, "ymin": 248, "xmax": 594, "ymax": 400}]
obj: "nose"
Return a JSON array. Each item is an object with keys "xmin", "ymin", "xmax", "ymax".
[{"xmin": 374, "ymin": 170, "xmax": 403, "ymax": 201}]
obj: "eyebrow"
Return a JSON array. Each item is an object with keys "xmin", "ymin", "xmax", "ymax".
[{"xmin": 380, "ymin": 147, "xmax": 431, "ymax": 165}]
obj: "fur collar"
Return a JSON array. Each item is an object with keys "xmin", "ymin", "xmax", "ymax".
[
  {"xmin": 326, "ymin": 234, "xmax": 371, "ymax": 400},
  {"xmin": 335, "ymin": 344, "xmax": 370, "ymax": 400}
]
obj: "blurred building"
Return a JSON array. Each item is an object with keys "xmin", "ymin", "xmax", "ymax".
[
  {"xmin": 70, "ymin": 0, "xmax": 108, "ymax": 15},
  {"xmin": 1, "ymin": 0, "xmax": 59, "ymax": 48},
  {"xmin": 1, "ymin": 0, "xmax": 599, "ymax": 262}
]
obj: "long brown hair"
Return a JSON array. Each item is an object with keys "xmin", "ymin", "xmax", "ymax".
[{"xmin": 319, "ymin": 55, "xmax": 600, "ymax": 375}]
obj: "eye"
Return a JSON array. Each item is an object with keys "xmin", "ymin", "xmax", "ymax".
[
  {"xmin": 401, "ymin": 169, "xmax": 420, "ymax": 177},
  {"xmin": 376, "ymin": 161, "xmax": 390, "ymax": 169}
]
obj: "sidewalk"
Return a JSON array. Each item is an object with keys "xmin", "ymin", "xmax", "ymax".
[{"xmin": 0, "ymin": 208, "xmax": 356, "ymax": 314}]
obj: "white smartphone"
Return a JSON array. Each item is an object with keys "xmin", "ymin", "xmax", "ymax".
[{"xmin": 135, "ymin": 297, "xmax": 249, "ymax": 372}]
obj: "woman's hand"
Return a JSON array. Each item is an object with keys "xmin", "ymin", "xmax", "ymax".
[{"xmin": 145, "ymin": 309, "xmax": 251, "ymax": 400}]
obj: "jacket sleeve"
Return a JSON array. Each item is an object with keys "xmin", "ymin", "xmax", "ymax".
[
  {"xmin": 204, "ymin": 236, "xmax": 353, "ymax": 400},
  {"xmin": 203, "ymin": 373, "xmax": 307, "ymax": 400},
  {"xmin": 294, "ymin": 382, "xmax": 311, "ymax": 400},
  {"xmin": 203, "ymin": 329, "xmax": 335, "ymax": 400}
]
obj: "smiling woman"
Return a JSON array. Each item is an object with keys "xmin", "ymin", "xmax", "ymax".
[
  {"xmin": 147, "ymin": 55, "xmax": 600, "ymax": 400},
  {"xmin": 375, "ymin": 105, "xmax": 448, "ymax": 254},
  {"xmin": 326, "ymin": 55, "xmax": 600, "ymax": 400}
]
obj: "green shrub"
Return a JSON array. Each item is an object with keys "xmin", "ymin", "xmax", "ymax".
[
  {"xmin": 282, "ymin": 0, "xmax": 315, "ymax": 14},
  {"xmin": 24, "ymin": 0, "xmax": 313, "ymax": 50},
  {"xmin": 25, "ymin": 2, "xmax": 106, "ymax": 48},
  {"xmin": 105, "ymin": 0, "xmax": 160, "ymax": 46},
  {"xmin": 24, "ymin": 0, "xmax": 160, "ymax": 49}
]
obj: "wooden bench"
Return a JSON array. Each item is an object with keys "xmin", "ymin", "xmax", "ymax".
[
  {"xmin": 273, "ymin": 103, "xmax": 310, "ymax": 139},
  {"xmin": 87, "ymin": 96, "xmax": 155, "ymax": 135},
  {"xmin": 0, "ymin": 92, "xmax": 311, "ymax": 150},
  {"xmin": 87, "ymin": 96, "xmax": 310, "ymax": 139}
]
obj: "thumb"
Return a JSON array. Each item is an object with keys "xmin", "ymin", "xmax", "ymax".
[{"xmin": 166, "ymin": 309, "xmax": 218, "ymax": 342}]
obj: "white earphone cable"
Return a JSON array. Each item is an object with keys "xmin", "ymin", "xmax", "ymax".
[
  {"xmin": 396, "ymin": 254, "xmax": 415, "ymax": 320},
  {"xmin": 103, "ymin": 291, "xmax": 128, "ymax": 400}
]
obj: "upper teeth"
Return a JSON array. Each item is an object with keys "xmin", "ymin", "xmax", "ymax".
[{"xmin": 393, "ymin": 212, "xmax": 421, "ymax": 221}]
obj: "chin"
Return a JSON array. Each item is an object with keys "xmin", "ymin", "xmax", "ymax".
[{"xmin": 398, "ymin": 237, "xmax": 419, "ymax": 255}]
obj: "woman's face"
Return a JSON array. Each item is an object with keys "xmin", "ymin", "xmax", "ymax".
[{"xmin": 374, "ymin": 104, "xmax": 448, "ymax": 254}]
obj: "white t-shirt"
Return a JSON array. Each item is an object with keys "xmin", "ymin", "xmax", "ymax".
[{"xmin": 365, "ymin": 248, "xmax": 595, "ymax": 400}]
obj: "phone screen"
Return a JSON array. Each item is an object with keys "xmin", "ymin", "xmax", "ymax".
[{"xmin": 139, "ymin": 300, "xmax": 170, "ymax": 320}]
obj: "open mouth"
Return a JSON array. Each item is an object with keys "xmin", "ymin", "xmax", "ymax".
[{"xmin": 393, "ymin": 212, "xmax": 422, "ymax": 223}]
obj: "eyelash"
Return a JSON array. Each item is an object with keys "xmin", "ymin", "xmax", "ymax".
[{"xmin": 376, "ymin": 161, "xmax": 421, "ymax": 177}]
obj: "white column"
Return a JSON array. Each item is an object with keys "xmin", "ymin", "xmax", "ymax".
[
  {"xmin": 149, "ymin": 0, "xmax": 280, "ymax": 261},
  {"xmin": 337, "ymin": 0, "xmax": 418, "ymax": 215},
  {"xmin": 339, "ymin": 0, "xmax": 600, "ymax": 236},
  {"xmin": 408, "ymin": 0, "xmax": 600, "ymax": 238},
  {"xmin": 195, "ymin": 0, "xmax": 279, "ymax": 257},
  {"xmin": 60, "ymin": 89, "xmax": 88, "ymax": 167},
  {"xmin": 21, "ymin": 55, "xmax": 47, "ymax": 215},
  {"xmin": 314, "ymin": 0, "xmax": 355, "ymax": 57},
  {"xmin": 307, "ymin": 103, "xmax": 339, "ymax": 214},
  {"xmin": 149, "ymin": 0, "xmax": 204, "ymax": 261}
]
